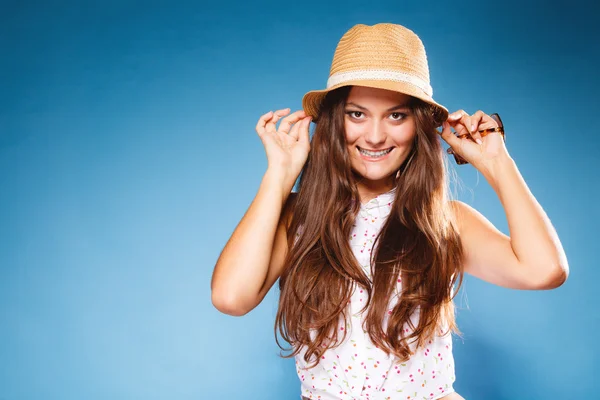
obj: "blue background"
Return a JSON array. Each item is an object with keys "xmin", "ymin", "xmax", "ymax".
[{"xmin": 1, "ymin": 0, "xmax": 598, "ymax": 399}]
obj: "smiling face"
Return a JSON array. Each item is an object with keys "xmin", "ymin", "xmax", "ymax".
[{"xmin": 344, "ymin": 86, "xmax": 417, "ymax": 197}]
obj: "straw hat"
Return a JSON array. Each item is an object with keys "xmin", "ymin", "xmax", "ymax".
[{"xmin": 302, "ymin": 23, "xmax": 448, "ymax": 126}]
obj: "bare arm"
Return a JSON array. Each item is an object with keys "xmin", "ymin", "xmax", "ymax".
[
  {"xmin": 458, "ymin": 154, "xmax": 568, "ymax": 289},
  {"xmin": 211, "ymin": 108, "xmax": 310, "ymax": 316},
  {"xmin": 211, "ymin": 169, "xmax": 295, "ymax": 316},
  {"xmin": 442, "ymin": 110, "xmax": 568, "ymax": 290}
]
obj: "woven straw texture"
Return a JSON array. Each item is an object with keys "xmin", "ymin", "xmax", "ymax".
[{"xmin": 302, "ymin": 23, "xmax": 448, "ymax": 125}]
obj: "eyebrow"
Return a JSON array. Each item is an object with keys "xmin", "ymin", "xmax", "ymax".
[{"xmin": 345, "ymin": 102, "xmax": 411, "ymax": 112}]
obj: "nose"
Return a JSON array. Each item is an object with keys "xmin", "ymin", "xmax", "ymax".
[{"xmin": 363, "ymin": 120, "xmax": 387, "ymax": 146}]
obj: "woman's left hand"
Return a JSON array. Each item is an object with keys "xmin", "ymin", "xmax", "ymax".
[{"xmin": 439, "ymin": 109, "xmax": 509, "ymax": 170}]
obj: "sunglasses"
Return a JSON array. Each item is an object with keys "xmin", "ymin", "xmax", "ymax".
[{"xmin": 451, "ymin": 113, "xmax": 505, "ymax": 165}]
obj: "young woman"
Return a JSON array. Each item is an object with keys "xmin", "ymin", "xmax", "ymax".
[{"xmin": 211, "ymin": 23, "xmax": 568, "ymax": 400}]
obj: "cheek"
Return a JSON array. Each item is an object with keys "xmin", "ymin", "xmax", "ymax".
[
  {"xmin": 344, "ymin": 122, "xmax": 417, "ymax": 146},
  {"xmin": 393, "ymin": 131, "xmax": 416, "ymax": 146},
  {"xmin": 394, "ymin": 121, "xmax": 417, "ymax": 143},
  {"xmin": 344, "ymin": 123, "xmax": 361, "ymax": 144},
  {"xmin": 391, "ymin": 123, "xmax": 417, "ymax": 146}
]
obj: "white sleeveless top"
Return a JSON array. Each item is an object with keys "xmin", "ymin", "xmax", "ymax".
[{"xmin": 295, "ymin": 187, "xmax": 457, "ymax": 400}]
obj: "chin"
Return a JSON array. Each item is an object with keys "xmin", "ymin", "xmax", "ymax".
[
  {"xmin": 350, "ymin": 159, "xmax": 404, "ymax": 181},
  {"xmin": 351, "ymin": 165, "xmax": 398, "ymax": 181}
]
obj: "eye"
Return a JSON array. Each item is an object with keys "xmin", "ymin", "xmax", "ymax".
[
  {"xmin": 346, "ymin": 111, "xmax": 364, "ymax": 119},
  {"xmin": 345, "ymin": 111, "xmax": 407, "ymax": 121},
  {"xmin": 390, "ymin": 112, "xmax": 407, "ymax": 121}
]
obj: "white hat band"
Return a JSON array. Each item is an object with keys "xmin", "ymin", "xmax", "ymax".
[{"xmin": 326, "ymin": 69, "xmax": 433, "ymax": 97}]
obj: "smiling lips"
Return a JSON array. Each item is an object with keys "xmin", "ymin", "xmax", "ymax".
[{"xmin": 357, "ymin": 146, "xmax": 394, "ymax": 159}]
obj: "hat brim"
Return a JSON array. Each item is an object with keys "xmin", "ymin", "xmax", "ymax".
[{"xmin": 302, "ymin": 79, "xmax": 448, "ymax": 126}]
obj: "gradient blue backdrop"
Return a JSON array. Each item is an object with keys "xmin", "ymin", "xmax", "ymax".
[{"xmin": 1, "ymin": 0, "xmax": 598, "ymax": 399}]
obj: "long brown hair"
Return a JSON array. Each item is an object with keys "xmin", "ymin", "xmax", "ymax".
[{"xmin": 275, "ymin": 86, "xmax": 464, "ymax": 368}]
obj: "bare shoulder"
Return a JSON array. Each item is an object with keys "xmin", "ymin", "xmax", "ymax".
[
  {"xmin": 448, "ymin": 199, "xmax": 491, "ymax": 235},
  {"xmin": 447, "ymin": 199, "xmax": 468, "ymax": 232},
  {"xmin": 447, "ymin": 199, "xmax": 504, "ymax": 239},
  {"xmin": 447, "ymin": 199, "xmax": 549, "ymax": 289}
]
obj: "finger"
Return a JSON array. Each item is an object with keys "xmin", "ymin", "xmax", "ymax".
[
  {"xmin": 288, "ymin": 115, "xmax": 306, "ymax": 141},
  {"xmin": 439, "ymin": 121, "xmax": 461, "ymax": 149},
  {"xmin": 447, "ymin": 110, "xmax": 465, "ymax": 121},
  {"xmin": 469, "ymin": 110, "xmax": 486, "ymax": 145},
  {"xmin": 265, "ymin": 108, "xmax": 291, "ymax": 133},
  {"xmin": 459, "ymin": 113, "xmax": 474, "ymax": 136},
  {"xmin": 256, "ymin": 110, "xmax": 273, "ymax": 137},
  {"xmin": 298, "ymin": 116, "xmax": 312, "ymax": 145},
  {"xmin": 477, "ymin": 113, "xmax": 500, "ymax": 132},
  {"xmin": 453, "ymin": 123, "xmax": 472, "ymax": 142},
  {"xmin": 469, "ymin": 110, "xmax": 485, "ymax": 133},
  {"xmin": 265, "ymin": 108, "xmax": 290, "ymax": 133},
  {"xmin": 278, "ymin": 110, "xmax": 306, "ymax": 135},
  {"xmin": 448, "ymin": 110, "xmax": 475, "ymax": 140}
]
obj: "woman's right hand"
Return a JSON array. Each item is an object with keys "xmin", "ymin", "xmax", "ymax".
[{"xmin": 255, "ymin": 108, "xmax": 312, "ymax": 189}]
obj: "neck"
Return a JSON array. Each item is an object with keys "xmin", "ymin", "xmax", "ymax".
[{"xmin": 355, "ymin": 175, "xmax": 396, "ymax": 204}]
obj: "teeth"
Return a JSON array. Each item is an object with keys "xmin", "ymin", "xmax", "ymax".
[{"xmin": 359, "ymin": 147, "xmax": 392, "ymax": 157}]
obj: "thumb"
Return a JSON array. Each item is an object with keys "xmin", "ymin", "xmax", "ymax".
[
  {"xmin": 439, "ymin": 121, "xmax": 460, "ymax": 148},
  {"xmin": 299, "ymin": 117, "xmax": 312, "ymax": 145}
]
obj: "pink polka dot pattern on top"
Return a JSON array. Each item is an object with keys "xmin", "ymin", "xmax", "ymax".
[{"xmin": 295, "ymin": 186, "xmax": 457, "ymax": 400}]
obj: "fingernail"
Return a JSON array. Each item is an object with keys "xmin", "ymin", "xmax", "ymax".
[{"xmin": 476, "ymin": 138, "xmax": 483, "ymax": 145}]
